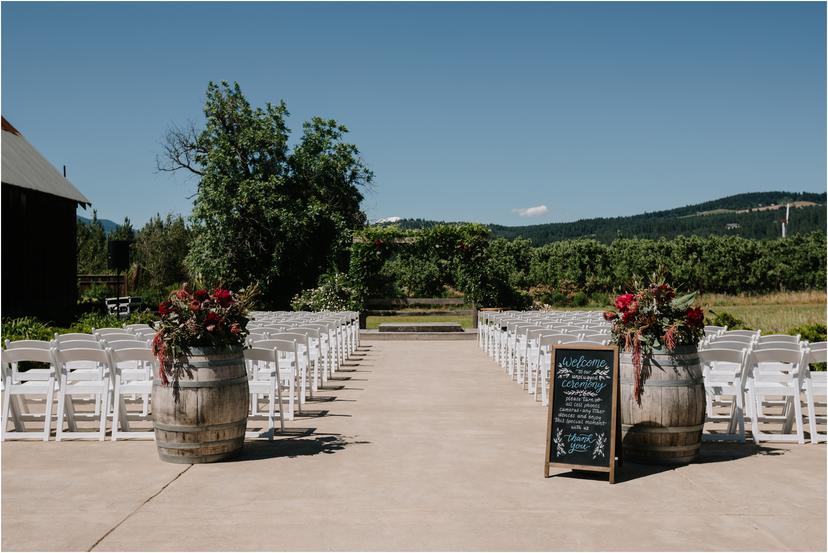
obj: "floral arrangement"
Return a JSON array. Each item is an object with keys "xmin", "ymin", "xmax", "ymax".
[
  {"xmin": 151, "ymin": 284, "xmax": 254, "ymax": 398},
  {"xmin": 603, "ymin": 277, "xmax": 704, "ymax": 403}
]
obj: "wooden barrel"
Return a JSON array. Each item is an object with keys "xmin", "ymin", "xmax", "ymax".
[
  {"xmin": 619, "ymin": 345, "xmax": 705, "ymax": 465},
  {"xmin": 152, "ymin": 346, "xmax": 249, "ymax": 464}
]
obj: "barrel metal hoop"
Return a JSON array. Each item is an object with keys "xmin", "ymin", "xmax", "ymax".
[
  {"xmin": 153, "ymin": 375, "xmax": 249, "ymax": 388},
  {"xmin": 622, "ymin": 424, "xmax": 705, "ymax": 433},
  {"xmin": 620, "ymin": 378, "xmax": 702, "ymax": 387},
  {"xmin": 185, "ymin": 359, "xmax": 244, "ymax": 369},
  {"xmin": 153, "ymin": 420, "xmax": 247, "ymax": 433},
  {"xmin": 154, "ymin": 436, "xmax": 244, "ymax": 450}
]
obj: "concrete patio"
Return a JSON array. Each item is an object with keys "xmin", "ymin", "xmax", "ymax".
[{"xmin": 2, "ymin": 341, "xmax": 826, "ymax": 551}]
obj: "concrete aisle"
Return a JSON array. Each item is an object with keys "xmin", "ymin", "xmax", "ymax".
[{"xmin": 2, "ymin": 341, "xmax": 826, "ymax": 551}]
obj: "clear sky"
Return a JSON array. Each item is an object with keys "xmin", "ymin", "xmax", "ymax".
[{"xmin": 2, "ymin": 1, "xmax": 825, "ymax": 227}]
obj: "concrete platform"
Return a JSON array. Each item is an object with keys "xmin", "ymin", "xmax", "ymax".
[
  {"xmin": 378, "ymin": 322, "xmax": 465, "ymax": 332},
  {"xmin": 2, "ymin": 341, "xmax": 825, "ymax": 551},
  {"xmin": 362, "ymin": 329, "xmax": 477, "ymax": 341}
]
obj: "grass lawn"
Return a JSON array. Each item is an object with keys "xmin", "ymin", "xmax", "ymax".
[
  {"xmin": 363, "ymin": 292, "xmax": 825, "ymax": 334},
  {"xmin": 365, "ymin": 315, "xmax": 475, "ymax": 329}
]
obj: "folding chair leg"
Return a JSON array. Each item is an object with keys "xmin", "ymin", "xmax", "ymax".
[
  {"xmin": 793, "ymin": 392, "xmax": 805, "ymax": 445},
  {"xmin": 2, "ymin": 382, "xmax": 12, "ymax": 441},
  {"xmin": 806, "ymin": 386, "xmax": 818, "ymax": 444},
  {"xmin": 42, "ymin": 380, "xmax": 55, "ymax": 441},
  {"xmin": 55, "ymin": 390, "xmax": 66, "ymax": 442},
  {"xmin": 99, "ymin": 388, "xmax": 110, "ymax": 441}
]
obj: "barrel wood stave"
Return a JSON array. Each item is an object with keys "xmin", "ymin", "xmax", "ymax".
[
  {"xmin": 620, "ymin": 346, "xmax": 705, "ymax": 465},
  {"xmin": 152, "ymin": 346, "xmax": 249, "ymax": 464}
]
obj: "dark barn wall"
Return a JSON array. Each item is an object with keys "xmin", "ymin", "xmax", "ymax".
[{"xmin": 2, "ymin": 183, "xmax": 78, "ymax": 325}]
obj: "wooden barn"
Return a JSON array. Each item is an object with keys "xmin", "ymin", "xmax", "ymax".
[{"xmin": 2, "ymin": 117, "xmax": 91, "ymax": 325}]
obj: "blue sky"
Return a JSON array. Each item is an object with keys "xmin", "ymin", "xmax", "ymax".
[{"xmin": 2, "ymin": 1, "xmax": 825, "ymax": 227}]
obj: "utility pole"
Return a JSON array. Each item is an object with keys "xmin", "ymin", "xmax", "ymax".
[{"xmin": 781, "ymin": 203, "xmax": 791, "ymax": 238}]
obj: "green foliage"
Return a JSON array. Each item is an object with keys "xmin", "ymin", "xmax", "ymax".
[
  {"xmin": 786, "ymin": 323, "xmax": 827, "ymax": 343},
  {"xmin": 705, "ymin": 310, "xmax": 749, "ymax": 330},
  {"xmin": 76, "ymin": 285, "xmax": 110, "ymax": 315},
  {"xmin": 132, "ymin": 214, "xmax": 192, "ymax": 290},
  {"xmin": 163, "ymin": 81, "xmax": 372, "ymax": 308},
  {"xmin": 1, "ymin": 317, "xmax": 55, "ymax": 343},
  {"xmin": 290, "ymin": 273, "xmax": 359, "ymax": 311},
  {"xmin": 109, "ymin": 217, "xmax": 135, "ymax": 241},
  {"xmin": 77, "ymin": 210, "xmax": 108, "ymax": 274}
]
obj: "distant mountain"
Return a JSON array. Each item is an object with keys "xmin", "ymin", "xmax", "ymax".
[
  {"xmin": 77, "ymin": 215, "xmax": 119, "ymax": 235},
  {"xmin": 387, "ymin": 191, "xmax": 827, "ymax": 244}
]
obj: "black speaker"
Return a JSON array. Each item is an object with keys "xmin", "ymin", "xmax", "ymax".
[{"xmin": 107, "ymin": 240, "xmax": 131, "ymax": 271}]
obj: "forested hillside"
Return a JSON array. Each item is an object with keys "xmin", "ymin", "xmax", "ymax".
[{"xmin": 393, "ymin": 191, "xmax": 826, "ymax": 244}]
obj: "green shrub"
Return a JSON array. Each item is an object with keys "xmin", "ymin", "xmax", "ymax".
[
  {"xmin": 291, "ymin": 273, "xmax": 358, "ymax": 312},
  {"xmin": 1, "ymin": 317, "xmax": 56, "ymax": 343},
  {"xmin": 571, "ymin": 291, "xmax": 588, "ymax": 307},
  {"xmin": 786, "ymin": 323, "xmax": 827, "ymax": 343},
  {"xmin": 705, "ymin": 310, "xmax": 749, "ymax": 330}
]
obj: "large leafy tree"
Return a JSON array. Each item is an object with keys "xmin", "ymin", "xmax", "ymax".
[
  {"xmin": 77, "ymin": 210, "xmax": 108, "ymax": 273},
  {"xmin": 159, "ymin": 81, "xmax": 372, "ymax": 307}
]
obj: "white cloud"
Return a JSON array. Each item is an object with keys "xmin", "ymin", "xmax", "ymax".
[{"xmin": 511, "ymin": 205, "xmax": 549, "ymax": 218}]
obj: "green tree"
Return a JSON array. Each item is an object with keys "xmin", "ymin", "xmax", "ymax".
[
  {"xmin": 132, "ymin": 213, "xmax": 192, "ymax": 290},
  {"xmin": 77, "ymin": 210, "xmax": 108, "ymax": 273},
  {"xmin": 159, "ymin": 81, "xmax": 372, "ymax": 307},
  {"xmin": 110, "ymin": 217, "xmax": 135, "ymax": 241}
]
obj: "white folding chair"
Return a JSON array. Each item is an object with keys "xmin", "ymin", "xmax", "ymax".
[
  {"xmin": 244, "ymin": 345, "xmax": 289, "ymax": 438},
  {"xmin": 801, "ymin": 343, "xmax": 827, "ymax": 444},
  {"xmin": 109, "ymin": 347, "xmax": 155, "ymax": 440},
  {"xmin": 1, "ymin": 348, "xmax": 56, "ymax": 441},
  {"xmin": 748, "ymin": 349, "xmax": 805, "ymax": 444},
  {"xmin": 247, "ymin": 339, "xmax": 296, "ymax": 421},
  {"xmin": 700, "ymin": 348, "xmax": 750, "ymax": 443},
  {"xmin": 53, "ymin": 347, "xmax": 111, "ymax": 441}
]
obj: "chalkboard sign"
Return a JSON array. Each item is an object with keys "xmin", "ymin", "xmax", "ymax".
[{"xmin": 544, "ymin": 344, "xmax": 620, "ymax": 483}]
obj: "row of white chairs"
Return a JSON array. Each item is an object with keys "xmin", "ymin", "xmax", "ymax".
[
  {"xmin": 479, "ymin": 311, "xmax": 827, "ymax": 444},
  {"xmin": 2, "ymin": 313, "xmax": 361, "ymax": 441},
  {"xmin": 699, "ymin": 331, "xmax": 826, "ymax": 444},
  {"xmin": 478, "ymin": 310, "xmax": 611, "ymax": 406}
]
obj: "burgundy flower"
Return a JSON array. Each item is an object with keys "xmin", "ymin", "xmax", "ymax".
[
  {"xmin": 189, "ymin": 299, "xmax": 201, "ymax": 312},
  {"xmin": 159, "ymin": 301, "xmax": 172, "ymax": 316},
  {"xmin": 621, "ymin": 310, "xmax": 635, "ymax": 324},
  {"xmin": 212, "ymin": 288, "xmax": 233, "ymax": 307},
  {"xmin": 205, "ymin": 311, "xmax": 223, "ymax": 332},
  {"xmin": 603, "ymin": 311, "xmax": 618, "ymax": 321},
  {"xmin": 194, "ymin": 289, "xmax": 209, "ymax": 302},
  {"xmin": 614, "ymin": 293, "xmax": 635, "ymax": 311},
  {"xmin": 687, "ymin": 307, "xmax": 704, "ymax": 326}
]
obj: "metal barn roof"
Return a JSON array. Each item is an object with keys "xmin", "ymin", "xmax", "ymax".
[{"xmin": 1, "ymin": 117, "xmax": 91, "ymax": 206}]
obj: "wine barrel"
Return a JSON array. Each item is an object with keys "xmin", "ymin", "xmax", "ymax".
[
  {"xmin": 620, "ymin": 345, "xmax": 705, "ymax": 465},
  {"xmin": 152, "ymin": 346, "xmax": 249, "ymax": 464}
]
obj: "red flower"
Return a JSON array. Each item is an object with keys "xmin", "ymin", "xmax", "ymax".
[
  {"xmin": 189, "ymin": 299, "xmax": 201, "ymax": 312},
  {"xmin": 194, "ymin": 289, "xmax": 209, "ymax": 302},
  {"xmin": 603, "ymin": 311, "xmax": 618, "ymax": 321},
  {"xmin": 621, "ymin": 310, "xmax": 636, "ymax": 324},
  {"xmin": 615, "ymin": 293, "xmax": 635, "ymax": 311},
  {"xmin": 627, "ymin": 300, "xmax": 639, "ymax": 315},
  {"xmin": 159, "ymin": 301, "xmax": 172, "ymax": 316},
  {"xmin": 175, "ymin": 288, "xmax": 190, "ymax": 300},
  {"xmin": 687, "ymin": 307, "xmax": 704, "ymax": 326},
  {"xmin": 205, "ymin": 311, "xmax": 223, "ymax": 332},
  {"xmin": 212, "ymin": 289, "xmax": 233, "ymax": 307}
]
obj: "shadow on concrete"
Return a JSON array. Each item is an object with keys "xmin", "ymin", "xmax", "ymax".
[
  {"xmin": 552, "ymin": 442, "xmax": 787, "ymax": 483},
  {"xmin": 236, "ymin": 433, "xmax": 368, "ymax": 461}
]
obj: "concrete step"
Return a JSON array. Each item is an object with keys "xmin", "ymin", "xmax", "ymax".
[{"xmin": 361, "ymin": 329, "xmax": 478, "ymax": 341}]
